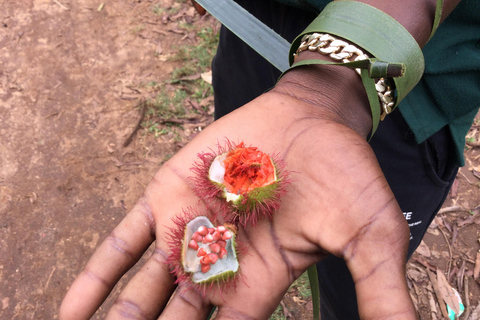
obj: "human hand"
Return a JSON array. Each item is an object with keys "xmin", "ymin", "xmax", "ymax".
[{"xmin": 59, "ymin": 62, "xmax": 416, "ymax": 319}]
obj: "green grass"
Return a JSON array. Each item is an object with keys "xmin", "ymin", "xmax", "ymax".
[
  {"xmin": 171, "ymin": 27, "xmax": 219, "ymax": 77},
  {"xmin": 268, "ymin": 271, "xmax": 313, "ymax": 320},
  {"xmin": 269, "ymin": 305, "xmax": 288, "ymax": 320},
  {"xmin": 293, "ymin": 271, "xmax": 312, "ymax": 299},
  {"xmin": 143, "ymin": 25, "xmax": 218, "ymax": 136}
]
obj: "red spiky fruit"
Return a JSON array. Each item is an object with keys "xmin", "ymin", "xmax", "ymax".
[
  {"xmin": 166, "ymin": 208, "xmax": 242, "ymax": 295},
  {"xmin": 190, "ymin": 140, "xmax": 290, "ymax": 227}
]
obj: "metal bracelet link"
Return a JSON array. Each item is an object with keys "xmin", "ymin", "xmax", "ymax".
[{"xmin": 294, "ymin": 33, "xmax": 395, "ymax": 120}]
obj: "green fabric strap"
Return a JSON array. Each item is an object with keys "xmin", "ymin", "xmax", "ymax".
[
  {"xmin": 287, "ymin": 1, "xmax": 427, "ymax": 137},
  {"xmin": 429, "ymin": 0, "xmax": 444, "ymax": 40},
  {"xmin": 289, "ymin": 1, "xmax": 425, "ymax": 106}
]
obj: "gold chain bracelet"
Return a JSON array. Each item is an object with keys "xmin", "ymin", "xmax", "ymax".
[{"xmin": 293, "ymin": 33, "xmax": 395, "ymax": 121}]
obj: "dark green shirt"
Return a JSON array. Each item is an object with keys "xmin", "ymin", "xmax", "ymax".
[{"xmin": 280, "ymin": 0, "xmax": 480, "ymax": 166}]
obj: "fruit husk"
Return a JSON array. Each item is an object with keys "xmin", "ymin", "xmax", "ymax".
[
  {"xmin": 190, "ymin": 140, "xmax": 289, "ymax": 227},
  {"xmin": 166, "ymin": 208, "xmax": 242, "ymax": 296},
  {"xmin": 182, "ymin": 216, "xmax": 239, "ymax": 284}
]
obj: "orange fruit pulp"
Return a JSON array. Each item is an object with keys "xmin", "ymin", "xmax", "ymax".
[{"xmin": 222, "ymin": 143, "xmax": 276, "ymax": 195}]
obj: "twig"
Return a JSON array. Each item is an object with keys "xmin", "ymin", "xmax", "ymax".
[
  {"xmin": 438, "ymin": 205, "xmax": 468, "ymax": 214},
  {"xmin": 53, "ymin": 0, "xmax": 69, "ymax": 10},
  {"xmin": 439, "ymin": 227, "xmax": 453, "ymax": 278},
  {"xmin": 466, "ymin": 140, "xmax": 480, "ymax": 148},
  {"xmin": 280, "ymin": 300, "xmax": 293, "ymax": 319},
  {"xmin": 136, "ymin": 180, "xmax": 147, "ymax": 188},
  {"xmin": 412, "ymin": 256, "xmax": 437, "ymax": 272},
  {"xmin": 458, "ymin": 170, "xmax": 474, "ymax": 185},
  {"xmin": 123, "ymin": 100, "xmax": 147, "ymax": 147},
  {"xmin": 44, "ymin": 266, "xmax": 56, "ymax": 289},
  {"xmin": 463, "ymin": 275, "xmax": 471, "ymax": 320}
]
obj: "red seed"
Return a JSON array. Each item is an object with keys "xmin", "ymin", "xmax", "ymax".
[
  {"xmin": 191, "ymin": 232, "xmax": 203, "ymax": 243},
  {"xmin": 216, "ymin": 240, "xmax": 227, "ymax": 248},
  {"xmin": 203, "ymin": 233, "xmax": 213, "ymax": 243},
  {"xmin": 208, "ymin": 253, "xmax": 218, "ymax": 264},
  {"xmin": 200, "ymin": 255, "xmax": 212, "ymax": 265},
  {"xmin": 201, "ymin": 263, "xmax": 211, "ymax": 273},
  {"xmin": 217, "ymin": 226, "xmax": 226, "ymax": 233},
  {"xmin": 219, "ymin": 247, "xmax": 227, "ymax": 259},
  {"xmin": 208, "ymin": 228, "xmax": 215, "ymax": 234},
  {"xmin": 197, "ymin": 248, "xmax": 207, "ymax": 257},
  {"xmin": 212, "ymin": 231, "xmax": 222, "ymax": 241},
  {"xmin": 222, "ymin": 230, "xmax": 232, "ymax": 240},
  {"xmin": 197, "ymin": 226, "xmax": 208, "ymax": 236},
  {"xmin": 188, "ymin": 240, "xmax": 199, "ymax": 250},
  {"xmin": 209, "ymin": 243, "xmax": 220, "ymax": 253}
]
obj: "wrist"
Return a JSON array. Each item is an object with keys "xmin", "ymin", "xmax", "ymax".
[{"xmin": 272, "ymin": 51, "xmax": 372, "ymax": 139}]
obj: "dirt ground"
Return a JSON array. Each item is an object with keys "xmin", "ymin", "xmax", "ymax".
[{"xmin": 0, "ymin": 1, "xmax": 479, "ymax": 319}]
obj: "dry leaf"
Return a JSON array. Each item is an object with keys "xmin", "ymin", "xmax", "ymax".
[
  {"xmin": 474, "ymin": 251, "xmax": 480, "ymax": 280},
  {"xmin": 457, "ymin": 213, "xmax": 480, "ymax": 228},
  {"xmin": 155, "ymin": 42, "xmax": 162, "ymax": 55},
  {"xmin": 473, "ymin": 169, "xmax": 480, "ymax": 180},
  {"xmin": 449, "ymin": 178, "xmax": 459, "ymax": 197},
  {"xmin": 457, "ymin": 261, "xmax": 465, "ymax": 293},
  {"xmin": 428, "ymin": 291, "xmax": 438, "ymax": 317},
  {"xmin": 201, "ymin": 70, "xmax": 212, "ymax": 84},
  {"xmin": 199, "ymin": 96, "xmax": 214, "ymax": 107},
  {"xmin": 157, "ymin": 53, "xmax": 173, "ymax": 62},
  {"xmin": 428, "ymin": 270, "xmax": 449, "ymax": 318},
  {"xmin": 179, "ymin": 73, "xmax": 201, "ymax": 81},
  {"xmin": 437, "ymin": 270, "xmax": 460, "ymax": 315},
  {"xmin": 468, "ymin": 303, "xmax": 480, "ymax": 320},
  {"xmin": 408, "ymin": 269, "xmax": 427, "ymax": 283},
  {"xmin": 427, "ymin": 228, "xmax": 440, "ymax": 236},
  {"xmin": 2, "ymin": 297, "xmax": 9, "ymax": 310},
  {"xmin": 416, "ymin": 241, "xmax": 432, "ymax": 258}
]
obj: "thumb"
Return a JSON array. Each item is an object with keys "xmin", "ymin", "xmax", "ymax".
[{"xmin": 344, "ymin": 211, "xmax": 417, "ymax": 319}]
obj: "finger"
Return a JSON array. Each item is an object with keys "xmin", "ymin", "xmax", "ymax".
[
  {"xmin": 159, "ymin": 287, "xmax": 212, "ymax": 320},
  {"xmin": 344, "ymin": 207, "xmax": 417, "ymax": 319},
  {"xmin": 102, "ymin": 163, "xmax": 208, "ymax": 319},
  {"xmin": 59, "ymin": 200, "xmax": 156, "ymax": 320},
  {"xmin": 212, "ymin": 223, "xmax": 296, "ymax": 320},
  {"xmin": 105, "ymin": 247, "xmax": 175, "ymax": 319}
]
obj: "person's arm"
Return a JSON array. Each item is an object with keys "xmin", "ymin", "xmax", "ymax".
[
  {"xmin": 59, "ymin": 1, "xmax": 461, "ymax": 319},
  {"xmin": 277, "ymin": 0, "xmax": 462, "ymax": 140}
]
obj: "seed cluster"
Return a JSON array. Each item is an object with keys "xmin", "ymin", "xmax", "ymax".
[
  {"xmin": 222, "ymin": 143, "xmax": 276, "ymax": 195},
  {"xmin": 187, "ymin": 225, "xmax": 232, "ymax": 273}
]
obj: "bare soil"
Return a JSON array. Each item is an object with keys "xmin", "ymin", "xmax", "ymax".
[{"xmin": 0, "ymin": 1, "xmax": 479, "ymax": 319}]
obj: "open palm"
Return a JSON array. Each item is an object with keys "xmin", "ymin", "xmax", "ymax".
[{"xmin": 60, "ymin": 89, "xmax": 416, "ymax": 320}]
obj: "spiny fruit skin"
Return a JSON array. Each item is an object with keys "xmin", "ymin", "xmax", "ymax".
[
  {"xmin": 166, "ymin": 208, "xmax": 243, "ymax": 296},
  {"xmin": 190, "ymin": 140, "xmax": 290, "ymax": 227}
]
